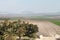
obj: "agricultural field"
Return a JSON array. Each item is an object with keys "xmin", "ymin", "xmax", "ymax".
[
  {"xmin": 50, "ymin": 20, "xmax": 60, "ymax": 26},
  {"xmin": 30, "ymin": 16, "xmax": 60, "ymax": 26}
]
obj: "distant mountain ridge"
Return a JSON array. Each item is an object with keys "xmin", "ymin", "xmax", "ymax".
[{"xmin": 0, "ymin": 12, "xmax": 60, "ymax": 17}]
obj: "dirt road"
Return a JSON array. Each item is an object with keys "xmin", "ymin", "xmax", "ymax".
[{"xmin": 27, "ymin": 20, "xmax": 60, "ymax": 37}]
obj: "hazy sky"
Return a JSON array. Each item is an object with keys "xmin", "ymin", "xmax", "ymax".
[{"xmin": 0, "ymin": 0, "xmax": 60, "ymax": 13}]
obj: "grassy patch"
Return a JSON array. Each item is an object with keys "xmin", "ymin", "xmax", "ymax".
[
  {"xmin": 30, "ymin": 16, "xmax": 48, "ymax": 20},
  {"xmin": 50, "ymin": 20, "xmax": 60, "ymax": 26}
]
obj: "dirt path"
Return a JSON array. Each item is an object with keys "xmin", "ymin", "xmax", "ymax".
[{"xmin": 27, "ymin": 20, "xmax": 60, "ymax": 37}]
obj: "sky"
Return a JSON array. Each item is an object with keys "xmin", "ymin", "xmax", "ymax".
[{"xmin": 0, "ymin": 0, "xmax": 60, "ymax": 13}]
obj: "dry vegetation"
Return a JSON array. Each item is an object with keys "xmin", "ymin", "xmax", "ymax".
[{"xmin": 0, "ymin": 19, "xmax": 39, "ymax": 40}]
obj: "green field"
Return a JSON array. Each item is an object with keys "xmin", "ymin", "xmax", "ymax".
[
  {"xmin": 30, "ymin": 16, "xmax": 60, "ymax": 26},
  {"xmin": 50, "ymin": 20, "xmax": 60, "ymax": 26}
]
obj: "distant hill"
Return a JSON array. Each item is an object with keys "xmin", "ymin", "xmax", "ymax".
[{"xmin": 0, "ymin": 12, "xmax": 60, "ymax": 18}]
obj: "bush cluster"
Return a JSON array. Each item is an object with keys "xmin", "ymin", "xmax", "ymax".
[{"xmin": 0, "ymin": 19, "xmax": 38, "ymax": 40}]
